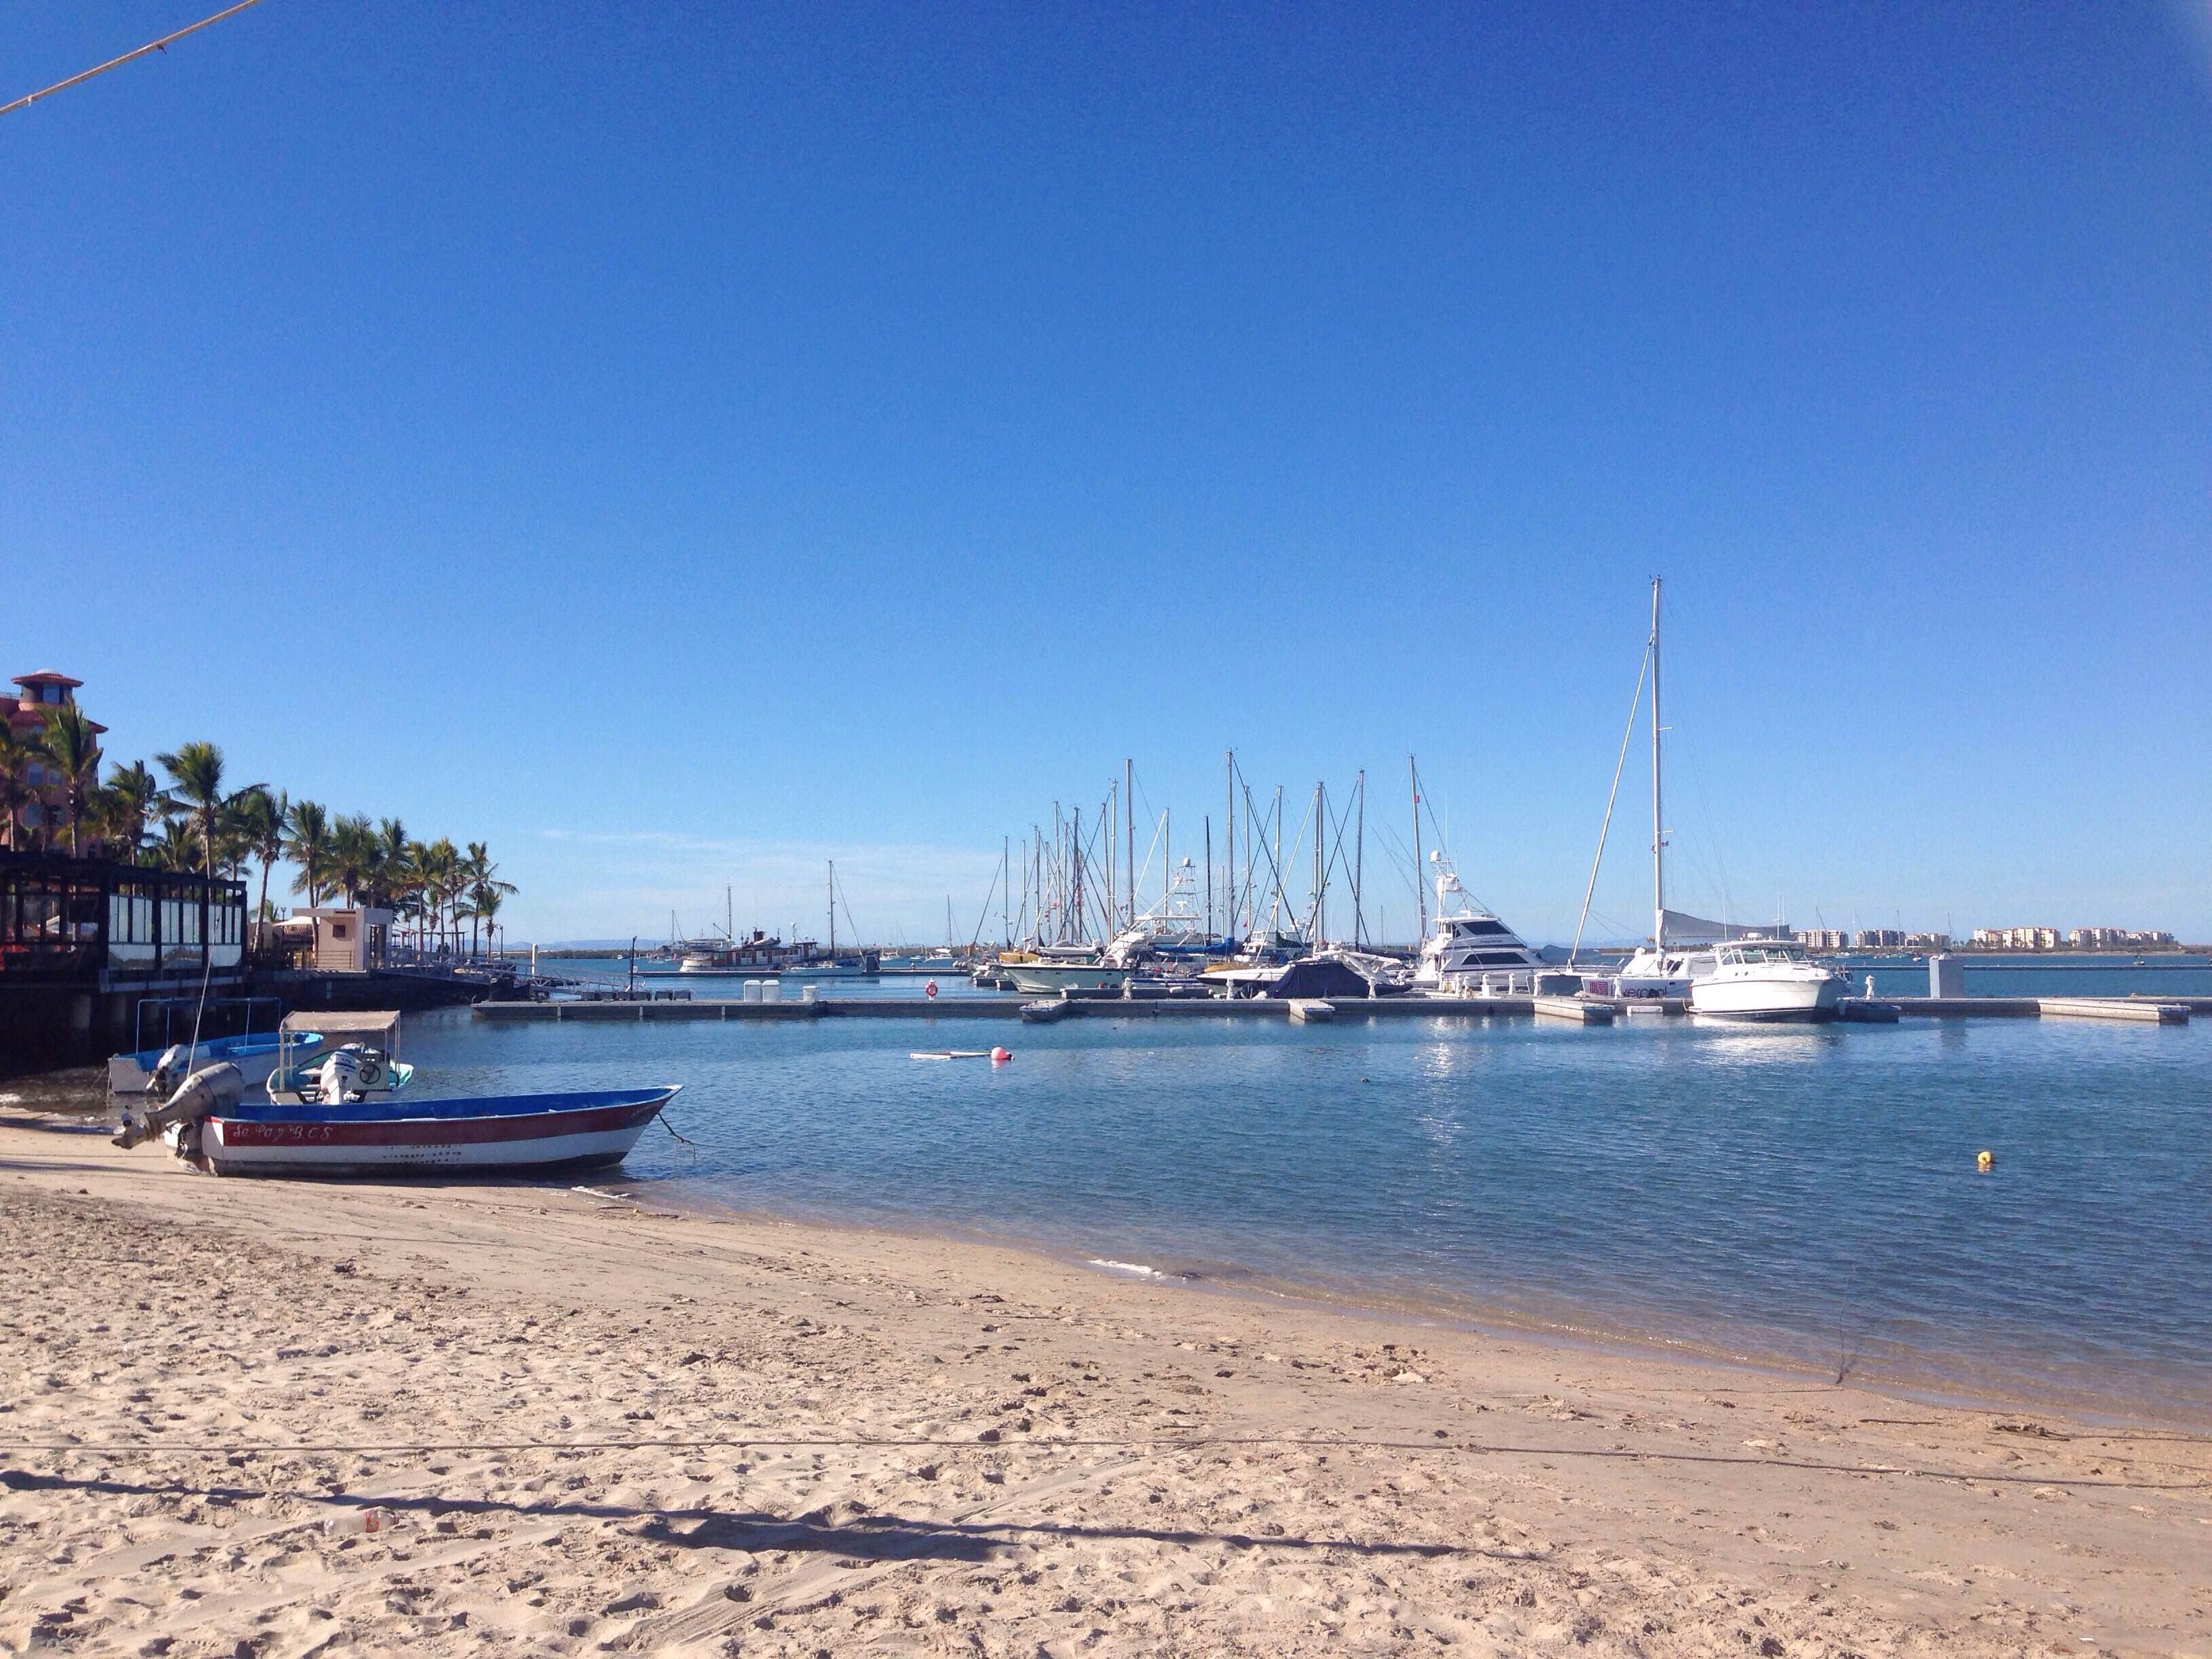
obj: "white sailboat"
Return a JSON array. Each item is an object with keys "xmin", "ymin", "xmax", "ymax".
[{"xmin": 1592, "ymin": 580, "xmax": 1844, "ymax": 1018}]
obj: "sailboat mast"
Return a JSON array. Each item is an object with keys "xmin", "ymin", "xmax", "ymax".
[
  {"xmin": 1225, "ymin": 751, "xmax": 1235, "ymax": 939},
  {"xmin": 1124, "ymin": 759, "xmax": 1134, "ymax": 930},
  {"xmin": 1311, "ymin": 781, "xmax": 1324, "ymax": 943},
  {"xmin": 1650, "ymin": 576, "xmax": 1666, "ymax": 953},
  {"xmin": 1410, "ymin": 756, "xmax": 1425, "ymax": 943},
  {"xmin": 1002, "ymin": 835, "xmax": 1009, "ymax": 947},
  {"xmin": 1163, "ymin": 809, "xmax": 1170, "ymax": 912},
  {"xmin": 1353, "ymin": 769, "xmax": 1365, "ymax": 947},
  {"xmin": 827, "ymin": 861, "xmax": 835, "ymax": 956},
  {"xmin": 1105, "ymin": 783, "xmax": 1115, "ymax": 936},
  {"xmin": 1204, "ymin": 815, "xmax": 1213, "ymax": 937},
  {"xmin": 1271, "ymin": 785, "xmax": 1284, "ymax": 932}
]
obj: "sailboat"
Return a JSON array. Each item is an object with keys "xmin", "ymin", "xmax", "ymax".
[{"xmin": 1597, "ymin": 580, "xmax": 1843, "ymax": 1019}]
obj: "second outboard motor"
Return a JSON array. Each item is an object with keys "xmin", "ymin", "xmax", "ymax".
[
  {"xmin": 115, "ymin": 1060, "xmax": 245, "ymax": 1149},
  {"xmin": 146, "ymin": 1044, "xmax": 194, "ymax": 1094}
]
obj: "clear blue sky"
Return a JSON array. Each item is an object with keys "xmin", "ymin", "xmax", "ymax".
[{"xmin": 6, "ymin": 2, "xmax": 2209, "ymax": 945}]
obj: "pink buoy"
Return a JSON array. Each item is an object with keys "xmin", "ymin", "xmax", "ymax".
[
  {"xmin": 990, "ymin": 1046, "xmax": 1012, "ymax": 1063},
  {"xmin": 925, "ymin": 979, "xmax": 939, "ymax": 999}
]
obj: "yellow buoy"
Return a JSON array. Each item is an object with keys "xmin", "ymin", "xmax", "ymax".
[{"xmin": 1976, "ymin": 1149, "xmax": 1994, "ymax": 1173}]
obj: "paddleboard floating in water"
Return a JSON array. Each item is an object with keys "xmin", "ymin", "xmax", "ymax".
[{"xmin": 909, "ymin": 1050, "xmax": 994, "ymax": 1061}]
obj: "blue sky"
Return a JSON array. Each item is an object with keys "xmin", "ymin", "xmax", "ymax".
[{"xmin": 5, "ymin": 2, "xmax": 2209, "ymax": 945}]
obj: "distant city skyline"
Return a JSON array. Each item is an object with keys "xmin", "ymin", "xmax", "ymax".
[{"xmin": 7, "ymin": 3, "xmax": 2209, "ymax": 941}]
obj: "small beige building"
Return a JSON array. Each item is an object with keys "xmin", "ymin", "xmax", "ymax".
[{"xmin": 286, "ymin": 907, "xmax": 394, "ymax": 972}]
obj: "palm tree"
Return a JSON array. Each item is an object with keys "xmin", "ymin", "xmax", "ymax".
[
  {"xmin": 154, "ymin": 743, "xmax": 228, "ymax": 876},
  {"xmin": 99, "ymin": 761, "xmax": 161, "ymax": 862},
  {"xmin": 147, "ymin": 818, "xmax": 200, "ymax": 872},
  {"xmin": 373, "ymin": 819, "xmax": 408, "ymax": 909},
  {"xmin": 38, "ymin": 707, "xmax": 102, "ymax": 857},
  {"xmin": 471, "ymin": 886, "xmax": 506, "ymax": 958},
  {"xmin": 285, "ymin": 799, "xmax": 331, "ymax": 906},
  {"xmin": 462, "ymin": 842, "xmax": 516, "ymax": 958},
  {"xmin": 327, "ymin": 815, "xmax": 377, "ymax": 906},
  {"xmin": 0, "ymin": 723, "xmax": 39, "ymax": 852},
  {"xmin": 234, "ymin": 787, "xmax": 289, "ymax": 935}
]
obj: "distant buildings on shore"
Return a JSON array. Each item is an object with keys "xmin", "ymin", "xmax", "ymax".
[
  {"xmin": 1967, "ymin": 926, "xmax": 2176, "ymax": 951},
  {"xmin": 1782, "ymin": 924, "xmax": 2182, "ymax": 953}
]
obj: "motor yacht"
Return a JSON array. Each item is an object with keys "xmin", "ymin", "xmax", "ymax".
[{"xmin": 1689, "ymin": 938, "xmax": 1847, "ymax": 1021}]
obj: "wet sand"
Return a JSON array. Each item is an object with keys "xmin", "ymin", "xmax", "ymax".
[{"xmin": 3, "ymin": 1117, "xmax": 2209, "ymax": 1657}]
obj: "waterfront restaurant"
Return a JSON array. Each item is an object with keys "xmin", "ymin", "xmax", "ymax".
[{"xmin": 0, "ymin": 850, "xmax": 247, "ymax": 984}]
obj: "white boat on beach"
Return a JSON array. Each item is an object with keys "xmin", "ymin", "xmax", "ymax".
[
  {"xmin": 1689, "ymin": 938, "xmax": 1846, "ymax": 1022},
  {"xmin": 114, "ymin": 1010, "xmax": 681, "ymax": 1178}
]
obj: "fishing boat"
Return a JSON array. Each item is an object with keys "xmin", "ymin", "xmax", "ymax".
[
  {"xmin": 1689, "ymin": 937, "xmax": 1846, "ymax": 1022},
  {"xmin": 1002, "ymin": 958, "xmax": 1130, "ymax": 995},
  {"xmin": 263, "ymin": 1011, "xmax": 416, "ymax": 1101},
  {"xmin": 104, "ymin": 997, "xmax": 312, "ymax": 1095},
  {"xmin": 114, "ymin": 1011, "xmax": 681, "ymax": 1177}
]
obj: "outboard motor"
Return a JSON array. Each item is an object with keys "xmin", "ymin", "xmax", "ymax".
[
  {"xmin": 115, "ymin": 1061, "xmax": 245, "ymax": 1149},
  {"xmin": 316, "ymin": 1046, "xmax": 365, "ymax": 1104},
  {"xmin": 146, "ymin": 1043, "xmax": 193, "ymax": 1094}
]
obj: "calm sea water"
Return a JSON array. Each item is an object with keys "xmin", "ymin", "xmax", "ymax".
[{"xmin": 402, "ymin": 971, "xmax": 2212, "ymax": 1427}]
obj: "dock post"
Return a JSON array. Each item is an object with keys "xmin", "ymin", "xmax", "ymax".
[{"xmin": 1929, "ymin": 954, "xmax": 1964, "ymax": 998}]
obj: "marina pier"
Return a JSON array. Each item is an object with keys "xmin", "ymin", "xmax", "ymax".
[{"xmin": 474, "ymin": 991, "xmax": 2205, "ymax": 1025}]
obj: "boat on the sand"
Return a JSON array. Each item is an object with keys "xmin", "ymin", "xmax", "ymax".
[{"xmin": 114, "ymin": 1009, "xmax": 680, "ymax": 1178}]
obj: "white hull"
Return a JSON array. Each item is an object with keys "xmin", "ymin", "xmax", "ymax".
[
  {"xmin": 1003, "ymin": 963, "xmax": 1130, "ymax": 994},
  {"xmin": 1690, "ymin": 973, "xmax": 1842, "ymax": 1022},
  {"xmin": 108, "ymin": 1047, "xmax": 293, "ymax": 1097},
  {"xmin": 203, "ymin": 1120, "xmax": 653, "ymax": 1176}
]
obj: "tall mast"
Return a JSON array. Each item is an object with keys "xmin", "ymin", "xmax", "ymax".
[
  {"xmin": 1311, "ymin": 781, "xmax": 1324, "ymax": 943},
  {"xmin": 1204, "ymin": 815, "xmax": 1213, "ymax": 937},
  {"xmin": 1225, "ymin": 751, "xmax": 1235, "ymax": 939},
  {"xmin": 1353, "ymin": 769, "xmax": 1365, "ymax": 947},
  {"xmin": 1124, "ymin": 758, "xmax": 1134, "ymax": 930},
  {"xmin": 1163, "ymin": 809, "xmax": 1170, "ymax": 912},
  {"xmin": 827, "ymin": 861, "xmax": 835, "ymax": 956},
  {"xmin": 1002, "ymin": 835, "xmax": 1009, "ymax": 946},
  {"xmin": 1410, "ymin": 756, "xmax": 1425, "ymax": 943},
  {"xmin": 1271, "ymin": 785, "xmax": 1284, "ymax": 933},
  {"xmin": 1650, "ymin": 575, "xmax": 1666, "ymax": 953},
  {"xmin": 1105, "ymin": 782, "xmax": 1115, "ymax": 935}
]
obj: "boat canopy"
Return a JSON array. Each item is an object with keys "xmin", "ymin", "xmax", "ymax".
[{"xmin": 281, "ymin": 1010, "xmax": 401, "ymax": 1034}]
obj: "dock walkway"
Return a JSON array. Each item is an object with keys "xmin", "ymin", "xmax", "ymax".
[{"xmin": 474, "ymin": 993, "xmax": 2203, "ymax": 1025}]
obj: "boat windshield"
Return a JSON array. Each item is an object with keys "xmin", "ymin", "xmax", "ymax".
[{"xmin": 1720, "ymin": 943, "xmax": 1806, "ymax": 965}]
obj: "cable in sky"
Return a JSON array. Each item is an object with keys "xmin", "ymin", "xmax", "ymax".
[{"xmin": 1, "ymin": 0, "xmax": 268, "ymax": 119}]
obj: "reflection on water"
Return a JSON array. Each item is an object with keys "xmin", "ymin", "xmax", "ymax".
[{"xmin": 360, "ymin": 1007, "xmax": 2212, "ymax": 1424}]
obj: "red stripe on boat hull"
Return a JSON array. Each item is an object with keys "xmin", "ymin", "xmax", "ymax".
[{"xmin": 211, "ymin": 1098, "xmax": 663, "ymax": 1150}]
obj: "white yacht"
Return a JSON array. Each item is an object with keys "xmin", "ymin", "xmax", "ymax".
[
  {"xmin": 1104, "ymin": 860, "xmax": 1232, "ymax": 966},
  {"xmin": 1690, "ymin": 937, "xmax": 1846, "ymax": 1022},
  {"xmin": 1000, "ymin": 958, "xmax": 1130, "ymax": 995},
  {"xmin": 1411, "ymin": 856, "xmax": 1568, "ymax": 996}
]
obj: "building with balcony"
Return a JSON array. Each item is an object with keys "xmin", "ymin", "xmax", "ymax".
[
  {"xmin": 1856, "ymin": 928, "xmax": 1907, "ymax": 949},
  {"xmin": 6, "ymin": 670, "xmax": 105, "ymax": 846},
  {"xmin": 1794, "ymin": 928, "xmax": 1849, "ymax": 951}
]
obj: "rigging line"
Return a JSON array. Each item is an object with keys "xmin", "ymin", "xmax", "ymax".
[
  {"xmin": 964, "ymin": 856, "xmax": 1001, "ymax": 953},
  {"xmin": 2, "ymin": 0, "xmax": 269, "ymax": 119},
  {"xmin": 1570, "ymin": 644, "xmax": 1652, "ymax": 967}
]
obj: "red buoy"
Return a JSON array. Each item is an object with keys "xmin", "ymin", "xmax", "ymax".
[{"xmin": 990, "ymin": 1046, "xmax": 1012, "ymax": 1063}]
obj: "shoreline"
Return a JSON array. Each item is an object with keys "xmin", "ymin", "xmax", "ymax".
[
  {"xmin": 9, "ymin": 1080, "xmax": 2207, "ymax": 1437},
  {"xmin": 619, "ymin": 1171, "xmax": 2212, "ymax": 1437},
  {"xmin": 5, "ymin": 1120, "xmax": 2210, "ymax": 1654}
]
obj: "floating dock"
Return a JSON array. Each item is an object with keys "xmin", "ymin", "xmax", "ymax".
[{"xmin": 475, "ymin": 991, "xmax": 2201, "ymax": 1026}]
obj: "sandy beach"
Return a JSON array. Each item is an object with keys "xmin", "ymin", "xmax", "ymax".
[{"xmin": 2, "ymin": 1115, "xmax": 2207, "ymax": 1658}]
